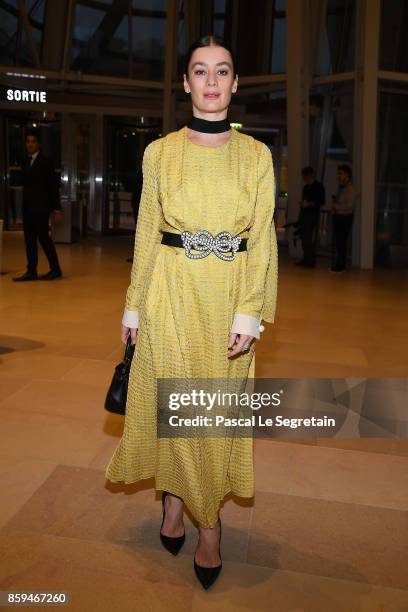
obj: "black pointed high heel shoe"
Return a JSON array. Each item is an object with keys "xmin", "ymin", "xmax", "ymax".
[
  {"xmin": 194, "ymin": 518, "xmax": 222, "ymax": 590},
  {"xmin": 159, "ymin": 491, "xmax": 185, "ymax": 556}
]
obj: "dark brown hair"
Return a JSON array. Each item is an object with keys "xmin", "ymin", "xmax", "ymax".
[
  {"xmin": 25, "ymin": 129, "xmax": 41, "ymax": 144},
  {"xmin": 183, "ymin": 34, "xmax": 237, "ymax": 79},
  {"xmin": 338, "ymin": 164, "xmax": 352, "ymax": 179}
]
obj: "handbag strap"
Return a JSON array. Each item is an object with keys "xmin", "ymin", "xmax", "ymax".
[{"xmin": 124, "ymin": 335, "xmax": 135, "ymax": 362}]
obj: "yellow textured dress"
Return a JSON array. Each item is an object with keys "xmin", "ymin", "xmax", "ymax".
[{"xmin": 105, "ymin": 125, "xmax": 278, "ymax": 528}]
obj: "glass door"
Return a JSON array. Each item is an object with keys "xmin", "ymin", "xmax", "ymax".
[{"xmin": 104, "ymin": 117, "xmax": 160, "ymax": 234}]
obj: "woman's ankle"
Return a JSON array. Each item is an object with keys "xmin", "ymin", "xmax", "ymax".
[
  {"xmin": 195, "ymin": 525, "xmax": 221, "ymax": 565},
  {"xmin": 198, "ymin": 515, "xmax": 220, "ymax": 532},
  {"xmin": 165, "ymin": 493, "xmax": 184, "ymax": 510},
  {"xmin": 161, "ymin": 494, "xmax": 185, "ymax": 536}
]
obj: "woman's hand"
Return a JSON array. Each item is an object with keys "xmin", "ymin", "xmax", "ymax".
[
  {"xmin": 121, "ymin": 324, "xmax": 138, "ymax": 345},
  {"xmin": 227, "ymin": 333, "xmax": 255, "ymax": 358}
]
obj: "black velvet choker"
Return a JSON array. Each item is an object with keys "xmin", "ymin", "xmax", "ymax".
[{"xmin": 187, "ymin": 116, "xmax": 231, "ymax": 133}]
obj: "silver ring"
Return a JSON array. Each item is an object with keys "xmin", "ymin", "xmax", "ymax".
[{"xmin": 242, "ymin": 344, "xmax": 251, "ymax": 351}]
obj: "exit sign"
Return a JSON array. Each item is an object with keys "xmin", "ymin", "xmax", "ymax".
[{"xmin": 4, "ymin": 88, "xmax": 47, "ymax": 103}]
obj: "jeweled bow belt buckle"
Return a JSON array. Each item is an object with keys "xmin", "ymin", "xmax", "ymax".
[{"xmin": 181, "ymin": 229, "xmax": 242, "ymax": 261}]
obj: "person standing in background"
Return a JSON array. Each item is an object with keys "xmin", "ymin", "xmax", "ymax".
[
  {"xmin": 330, "ymin": 164, "xmax": 357, "ymax": 273},
  {"xmin": 296, "ymin": 166, "xmax": 325, "ymax": 268},
  {"xmin": 13, "ymin": 130, "xmax": 63, "ymax": 282}
]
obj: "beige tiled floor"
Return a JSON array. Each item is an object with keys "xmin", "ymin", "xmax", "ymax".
[{"xmin": 0, "ymin": 230, "xmax": 407, "ymax": 611}]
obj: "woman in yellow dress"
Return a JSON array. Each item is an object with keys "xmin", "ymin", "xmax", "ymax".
[{"xmin": 105, "ymin": 34, "xmax": 278, "ymax": 590}]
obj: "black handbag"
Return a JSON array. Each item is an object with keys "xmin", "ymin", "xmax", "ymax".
[{"xmin": 104, "ymin": 336, "xmax": 135, "ymax": 415}]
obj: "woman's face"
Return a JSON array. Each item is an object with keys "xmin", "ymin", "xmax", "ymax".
[{"xmin": 183, "ymin": 45, "xmax": 238, "ymax": 118}]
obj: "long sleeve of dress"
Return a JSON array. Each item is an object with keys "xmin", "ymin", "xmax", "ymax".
[
  {"xmin": 122, "ymin": 142, "xmax": 163, "ymax": 328},
  {"xmin": 232, "ymin": 143, "xmax": 278, "ymax": 337}
]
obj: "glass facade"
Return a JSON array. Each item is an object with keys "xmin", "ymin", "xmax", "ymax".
[
  {"xmin": 318, "ymin": 0, "xmax": 355, "ymax": 75},
  {"xmin": 380, "ymin": 0, "xmax": 408, "ymax": 72},
  {"xmin": 70, "ymin": 0, "xmax": 166, "ymax": 78},
  {"xmin": 376, "ymin": 1, "xmax": 408, "ymax": 267},
  {"xmin": 0, "ymin": 0, "xmax": 46, "ymax": 66},
  {"xmin": 376, "ymin": 81, "xmax": 408, "ymax": 266},
  {"xmin": 271, "ymin": 5, "xmax": 286, "ymax": 73},
  {"xmin": 1, "ymin": 0, "xmax": 286, "ymax": 77},
  {"xmin": 309, "ymin": 81, "xmax": 354, "ymax": 256},
  {"xmin": 105, "ymin": 118, "xmax": 159, "ymax": 232}
]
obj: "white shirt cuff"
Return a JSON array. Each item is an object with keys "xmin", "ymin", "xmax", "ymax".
[
  {"xmin": 122, "ymin": 309, "xmax": 139, "ymax": 328},
  {"xmin": 231, "ymin": 313, "xmax": 264, "ymax": 340}
]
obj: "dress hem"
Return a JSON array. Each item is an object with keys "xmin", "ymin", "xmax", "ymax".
[{"xmin": 105, "ymin": 473, "xmax": 254, "ymax": 527}]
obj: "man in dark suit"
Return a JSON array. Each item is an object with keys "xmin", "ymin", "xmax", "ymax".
[{"xmin": 13, "ymin": 130, "xmax": 63, "ymax": 281}]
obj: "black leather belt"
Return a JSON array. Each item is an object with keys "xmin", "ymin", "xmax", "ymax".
[{"xmin": 161, "ymin": 231, "xmax": 247, "ymax": 252}]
